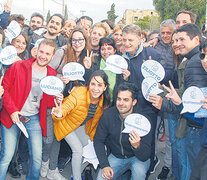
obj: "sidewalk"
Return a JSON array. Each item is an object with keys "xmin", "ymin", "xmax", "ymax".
[{"xmin": 5, "ymin": 139, "xmax": 174, "ymax": 180}]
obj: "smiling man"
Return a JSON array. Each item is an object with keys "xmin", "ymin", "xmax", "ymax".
[
  {"xmin": 90, "ymin": 22, "xmax": 109, "ymax": 54},
  {"xmin": 176, "ymin": 10, "xmax": 197, "ymax": 29},
  {"xmin": 94, "ymin": 82, "xmax": 152, "ymax": 180},
  {"xmin": 42, "ymin": 14, "xmax": 67, "ymax": 48},
  {"xmin": 154, "ymin": 19, "xmax": 176, "ymax": 180},
  {"xmin": 122, "ymin": 24, "xmax": 170, "ymax": 177},
  {"xmin": 0, "ymin": 39, "xmax": 58, "ymax": 180},
  {"xmin": 155, "ymin": 19, "xmax": 176, "ymax": 83}
]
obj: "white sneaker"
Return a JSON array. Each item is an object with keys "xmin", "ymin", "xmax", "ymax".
[
  {"xmin": 40, "ymin": 160, "xmax": 49, "ymax": 177},
  {"xmin": 47, "ymin": 168, "xmax": 67, "ymax": 180}
]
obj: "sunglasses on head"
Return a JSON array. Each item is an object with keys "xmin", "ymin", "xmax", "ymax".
[{"xmin": 200, "ymin": 53, "xmax": 206, "ymax": 60}]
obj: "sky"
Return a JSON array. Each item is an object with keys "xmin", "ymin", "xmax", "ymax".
[{"xmin": 3, "ymin": 0, "xmax": 155, "ymax": 24}]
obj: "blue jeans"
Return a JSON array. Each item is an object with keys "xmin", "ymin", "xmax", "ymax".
[
  {"xmin": 42, "ymin": 110, "xmax": 60, "ymax": 170},
  {"xmin": 0, "ymin": 114, "xmax": 42, "ymax": 180},
  {"xmin": 186, "ymin": 126, "xmax": 202, "ymax": 169},
  {"xmin": 97, "ymin": 154, "xmax": 150, "ymax": 180},
  {"xmin": 168, "ymin": 114, "xmax": 191, "ymax": 180}
]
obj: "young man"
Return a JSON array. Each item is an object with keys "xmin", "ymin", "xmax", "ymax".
[
  {"xmin": 176, "ymin": 10, "xmax": 197, "ymax": 29},
  {"xmin": 29, "ymin": 12, "xmax": 44, "ymax": 30},
  {"xmin": 94, "ymin": 82, "xmax": 152, "ymax": 180},
  {"xmin": 150, "ymin": 23, "xmax": 207, "ymax": 177},
  {"xmin": 90, "ymin": 22, "xmax": 110, "ymax": 54},
  {"xmin": 0, "ymin": 39, "xmax": 61, "ymax": 180},
  {"xmin": 42, "ymin": 14, "xmax": 67, "ymax": 48},
  {"xmin": 24, "ymin": 12, "xmax": 45, "ymax": 52}
]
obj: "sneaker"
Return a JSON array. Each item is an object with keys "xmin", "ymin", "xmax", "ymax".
[
  {"xmin": 58, "ymin": 156, "xmax": 71, "ymax": 172},
  {"xmin": 18, "ymin": 161, "xmax": 28, "ymax": 175},
  {"xmin": 150, "ymin": 156, "xmax": 160, "ymax": 174},
  {"xmin": 157, "ymin": 166, "xmax": 170, "ymax": 180},
  {"xmin": 8, "ymin": 162, "xmax": 21, "ymax": 178},
  {"xmin": 40, "ymin": 160, "xmax": 49, "ymax": 177},
  {"xmin": 47, "ymin": 168, "xmax": 67, "ymax": 180},
  {"xmin": 84, "ymin": 168, "xmax": 93, "ymax": 180}
]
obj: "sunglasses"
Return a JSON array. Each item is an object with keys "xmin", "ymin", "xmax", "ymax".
[{"xmin": 200, "ymin": 53, "xmax": 206, "ymax": 60}]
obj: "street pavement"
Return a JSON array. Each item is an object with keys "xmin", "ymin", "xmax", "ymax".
[{"xmin": 4, "ymin": 137, "xmax": 174, "ymax": 180}]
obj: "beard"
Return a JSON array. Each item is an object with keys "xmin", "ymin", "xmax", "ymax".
[{"xmin": 48, "ymin": 30, "xmax": 57, "ymax": 36}]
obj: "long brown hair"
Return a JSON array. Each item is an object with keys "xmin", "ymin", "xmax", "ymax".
[{"xmin": 65, "ymin": 27, "xmax": 92, "ymax": 65}]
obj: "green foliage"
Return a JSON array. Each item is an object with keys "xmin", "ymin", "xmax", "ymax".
[
  {"xmin": 46, "ymin": 10, "xmax": 51, "ymax": 24},
  {"xmin": 153, "ymin": 0, "xmax": 206, "ymax": 26},
  {"xmin": 107, "ymin": 3, "xmax": 118, "ymax": 23},
  {"xmin": 134, "ymin": 15, "xmax": 160, "ymax": 30}
]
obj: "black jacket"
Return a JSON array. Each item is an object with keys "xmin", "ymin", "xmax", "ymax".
[
  {"xmin": 94, "ymin": 106, "xmax": 152, "ymax": 169},
  {"xmin": 184, "ymin": 46, "xmax": 207, "ymax": 89},
  {"xmin": 126, "ymin": 44, "xmax": 170, "ymax": 113}
]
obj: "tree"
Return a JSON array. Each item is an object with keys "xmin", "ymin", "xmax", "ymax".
[
  {"xmin": 64, "ymin": 4, "xmax": 68, "ymax": 20},
  {"xmin": 153, "ymin": 0, "xmax": 206, "ymax": 26},
  {"xmin": 46, "ymin": 10, "xmax": 51, "ymax": 24},
  {"xmin": 107, "ymin": 3, "xmax": 118, "ymax": 23},
  {"xmin": 134, "ymin": 15, "xmax": 160, "ymax": 30}
]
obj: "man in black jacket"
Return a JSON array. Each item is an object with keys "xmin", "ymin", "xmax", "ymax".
[{"xmin": 94, "ymin": 82, "xmax": 152, "ymax": 180}]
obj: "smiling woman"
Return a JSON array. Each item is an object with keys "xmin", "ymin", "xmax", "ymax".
[
  {"xmin": 92, "ymin": 37, "xmax": 130, "ymax": 105},
  {"xmin": 52, "ymin": 70, "xmax": 110, "ymax": 180},
  {"xmin": 11, "ymin": 32, "xmax": 29, "ymax": 60}
]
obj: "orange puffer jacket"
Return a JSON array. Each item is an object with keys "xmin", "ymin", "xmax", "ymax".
[{"xmin": 53, "ymin": 86, "xmax": 104, "ymax": 141}]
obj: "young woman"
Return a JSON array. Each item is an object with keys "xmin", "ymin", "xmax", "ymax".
[
  {"xmin": 2, "ymin": 32, "xmax": 30, "ymax": 178},
  {"xmin": 52, "ymin": 70, "xmax": 110, "ymax": 180},
  {"xmin": 2, "ymin": 32, "xmax": 29, "ymax": 75},
  {"xmin": 50, "ymin": 27, "xmax": 93, "ymax": 82},
  {"xmin": 112, "ymin": 24, "xmax": 124, "ymax": 55},
  {"xmin": 92, "ymin": 37, "xmax": 130, "ymax": 104},
  {"xmin": 12, "ymin": 32, "xmax": 29, "ymax": 60},
  {"xmin": 46, "ymin": 28, "xmax": 94, "ymax": 176}
]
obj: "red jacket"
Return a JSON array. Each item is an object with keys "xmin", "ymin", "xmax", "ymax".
[{"xmin": 0, "ymin": 58, "xmax": 57, "ymax": 137}]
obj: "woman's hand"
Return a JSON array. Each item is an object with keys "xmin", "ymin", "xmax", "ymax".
[
  {"xmin": 0, "ymin": 76, "xmax": 4, "ymax": 98},
  {"xmin": 83, "ymin": 50, "xmax": 93, "ymax": 69},
  {"xmin": 163, "ymin": 80, "xmax": 182, "ymax": 105},
  {"xmin": 16, "ymin": 56, "xmax": 22, "ymax": 61},
  {"xmin": 68, "ymin": 86, "xmax": 77, "ymax": 94},
  {"xmin": 4, "ymin": 0, "xmax": 12, "ymax": 13},
  {"xmin": 56, "ymin": 93, "xmax": 63, "ymax": 104},
  {"xmin": 30, "ymin": 47, "xmax": 38, "ymax": 58},
  {"xmin": 51, "ymin": 99, "xmax": 63, "ymax": 118},
  {"xmin": 122, "ymin": 69, "xmax": 130, "ymax": 80},
  {"xmin": 201, "ymin": 95, "xmax": 207, "ymax": 109},
  {"xmin": 61, "ymin": 76, "xmax": 70, "ymax": 84}
]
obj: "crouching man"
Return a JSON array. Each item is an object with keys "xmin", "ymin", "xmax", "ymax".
[{"xmin": 94, "ymin": 82, "xmax": 152, "ymax": 180}]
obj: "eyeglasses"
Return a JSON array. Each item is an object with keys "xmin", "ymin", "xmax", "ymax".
[
  {"xmin": 71, "ymin": 38, "xmax": 85, "ymax": 44},
  {"xmin": 200, "ymin": 53, "xmax": 206, "ymax": 60}
]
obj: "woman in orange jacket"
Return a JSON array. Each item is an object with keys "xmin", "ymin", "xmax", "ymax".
[{"xmin": 52, "ymin": 70, "xmax": 110, "ymax": 180}]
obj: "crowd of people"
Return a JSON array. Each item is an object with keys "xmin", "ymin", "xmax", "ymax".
[{"xmin": 0, "ymin": 1, "xmax": 207, "ymax": 180}]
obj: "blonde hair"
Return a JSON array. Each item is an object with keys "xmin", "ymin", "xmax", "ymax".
[
  {"xmin": 113, "ymin": 24, "xmax": 124, "ymax": 34},
  {"xmin": 92, "ymin": 22, "xmax": 110, "ymax": 37}
]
